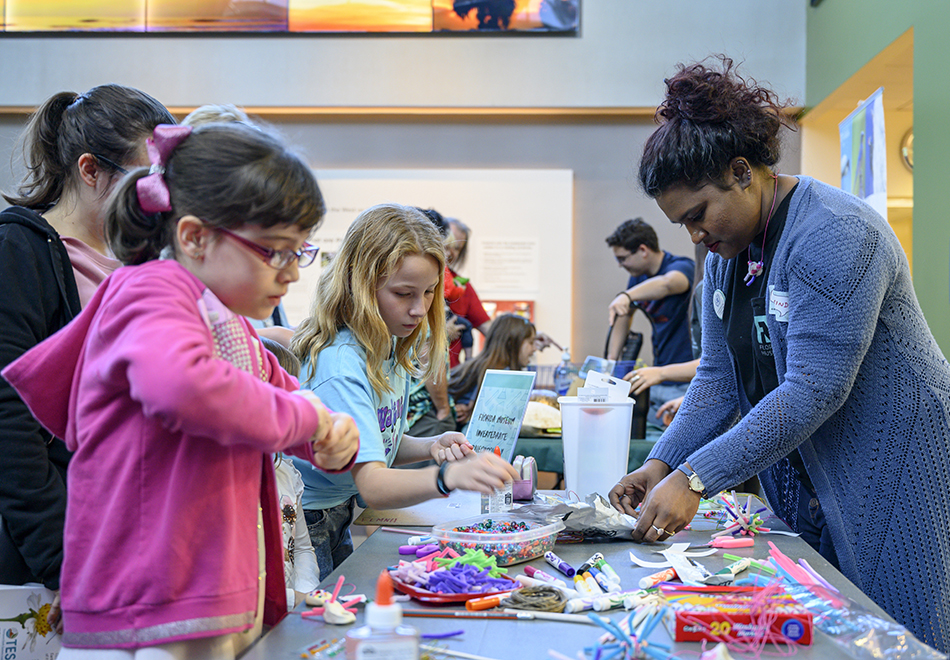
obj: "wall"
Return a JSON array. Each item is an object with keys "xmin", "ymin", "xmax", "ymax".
[
  {"xmin": 0, "ymin": 2, "xmax": 806, "ymax": 363},
  {"xmin": 0, "ymin": 2, "xmax": 805, "ymax": 109},
  {"xmin": 807, "ymin": 0, "xmax": 950, "ymax": 351}
]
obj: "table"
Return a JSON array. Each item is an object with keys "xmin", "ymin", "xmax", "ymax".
[{"xmin": 244, "ymin": 497, "xmax": 901, "ymax": 660}]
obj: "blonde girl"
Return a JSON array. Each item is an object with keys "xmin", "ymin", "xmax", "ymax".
[
  {"xmin": 3, "ymin": 122, "xmax": 359, "ymax": 659},
  {"xmin": 291, "ymin": 203, "xmax": 518, "ymax": 576}
]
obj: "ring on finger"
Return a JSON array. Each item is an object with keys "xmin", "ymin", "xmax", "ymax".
[{"xmin": 651, "ymin": 524, "xmax": 668, "ymax": 536}]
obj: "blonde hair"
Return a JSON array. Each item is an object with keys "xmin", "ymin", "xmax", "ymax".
[
  {"xmin": 182, "ymin": 103, "xmax": 250, "ymax": 128},
  {"xmin": 292, "ymin": 203, "xmax": 447, "ymax": 397}
]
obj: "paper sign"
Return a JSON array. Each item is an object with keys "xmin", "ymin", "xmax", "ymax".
[
  {"xmin": 465, "ymin": 370, "xmax": 536, "ymax": 461},
  {"xmin": 584, "ymin": 370, "xmax": 632, "ymax": 401}
]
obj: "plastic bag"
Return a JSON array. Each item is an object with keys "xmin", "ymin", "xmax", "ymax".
[
  {"xmin": 780, "ymin": 582, "xmax": 946, "ymax": 660},
  {"xmin": 514, "ymin": 492, "xmax": 637, "ymax": 538}
]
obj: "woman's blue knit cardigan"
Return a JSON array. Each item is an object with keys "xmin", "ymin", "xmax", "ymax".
[{"xmin": 649, "ymin": 176, "xmax": 950, "ymax": 652}]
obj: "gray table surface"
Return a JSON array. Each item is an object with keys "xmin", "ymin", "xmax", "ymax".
[{"xmin": 242, "ymin": 503, "xmax": 895, "ymax": 660}]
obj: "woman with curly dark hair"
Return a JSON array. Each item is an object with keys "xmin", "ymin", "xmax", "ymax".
[{"xmin": 609, "ymin": 57, "xmax": 950, "ymax": 652}]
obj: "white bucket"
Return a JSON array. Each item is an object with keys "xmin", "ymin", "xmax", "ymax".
[{"xmin": 558, "ymin": 396, "xmax": 634, "ymax": 499}]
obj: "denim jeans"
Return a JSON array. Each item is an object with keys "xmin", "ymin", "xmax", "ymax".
[
  {"xmin": 304, "ymin": 496, "xmax": 356, "ymax": 581},
  {"xmin": 795, "ymin": 482, "xmax": 840, "ymax": 570},
  {"xmin": 648, "ymin": 382, "xmax": 690, "ymax": 429}
]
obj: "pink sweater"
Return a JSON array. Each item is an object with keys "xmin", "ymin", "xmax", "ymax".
[{"xmin": 2, "ymin": 260, "xmax": 352, "ymax": 649}]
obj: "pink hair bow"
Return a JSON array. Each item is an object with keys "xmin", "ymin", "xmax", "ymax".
[{"xmin": 136, "ymin": 124, "xmax": 192, "ymax": 214}]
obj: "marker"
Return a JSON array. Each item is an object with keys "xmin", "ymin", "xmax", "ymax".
[
  {"xmin": 407, "ymin": 535, "xmax": 436, "ymax": 546},
  {"xmin": 573, "ymin": 574, "xmax": 593, "ymax": 595},
  {"xmin": 524, "ymin": 565, "xmax": 567, "ymax": 588},
  {"xmin": 588, "ymin": 567, "xmax": 620, "ymax": 593},
  {"xmin": 715, "ymin": 557, "xmax": 752, "ymax": 577},
  {"xmin": 723, "ymin": 553, "xmax": 776, "ymax": 575},
  {"xmin": 544, "ymin": 551, "xmax": 575, "ymax": 577},
  {"xmin": 638, "ymin": 567, "xmax": 677, "ymax": 589},
  {"xmin": 595, "ymin": 558, "xmax": 622, "ymax": 585},
  {"xmin": 582, "ymin": 571, "xmax": 603, "ymax": 596},
  {"xmin": 563, "ymin": 596, "xmax": 595, "ymax": 613},
  {"xmin": 465, "ymin": 591, "xmax": 515, "ymax": 611}
]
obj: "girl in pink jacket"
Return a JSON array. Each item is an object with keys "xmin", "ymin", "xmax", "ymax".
[{"xmin": 2, "ymin": 123, "xmax": 359, "ymax": 659}]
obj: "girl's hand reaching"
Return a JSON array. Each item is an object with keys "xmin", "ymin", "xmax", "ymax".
[
  {"xmin": 430, "ymin": 432, "xmax": 474, "ymax": 464},
  {"xmin": 293, "ymin": 390, "xmax": 332, "ymax": 442},
  {"xmin": 293, "ymin": 390, "xmax": 359, "ymax": 471},
  {"xmin": 313, "ymin": 412, "xmax": 359, "ymax": 471},
  {"xmin": 442, "ymin": 451, "xmax": 519, "ymax": 494}
]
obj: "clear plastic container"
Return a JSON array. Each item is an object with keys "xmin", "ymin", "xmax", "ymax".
[
  {"xmin": 558, "ymin": 396, "xmax": 633, "ymax": 498},
  {"xmin": 430, "ymin": 514, "xmax": 564, "ymax": 566}
]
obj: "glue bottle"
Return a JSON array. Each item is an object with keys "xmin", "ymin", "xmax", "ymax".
[
  {"xmin": 345, "ymin": 571, "xmax": 419, "ymax": 659},
  {"xmin": 480, "ymin": 446, "xmax": 513, "ymax": 514}
]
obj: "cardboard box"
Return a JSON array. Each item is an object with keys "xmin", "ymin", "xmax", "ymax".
[
  {"xmin": 661, "ymin": 585, "xmax": 813, "ymax": 645},
  {"xmin": 0, "ymin": 585, "xmax": 61, "ymax": 659}
]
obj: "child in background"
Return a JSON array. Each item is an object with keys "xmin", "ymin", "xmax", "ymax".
[
  {"xmin": 260, "ymin": 337, "xmax": 322, "ymax": 610},
  {"xmin": 291, "ymin": 203, "xmax": 518, "ymax": 577},
  {"xmin": 448, "ymin": 313, "xmax": 537, "ymax": 428},
  {"xmin": 2, "ymin": 123, "xmax": 359, "ymax": 659}
]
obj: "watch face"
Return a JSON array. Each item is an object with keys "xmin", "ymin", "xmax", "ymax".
[{"xmin": 689, "ymin": 474, "xmax": 704, "ymax": 492}]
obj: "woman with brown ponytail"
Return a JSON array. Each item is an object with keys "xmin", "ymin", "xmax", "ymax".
[{"xmin": 0, "ymin": 85, "xmax": 172, "ymax": 609}]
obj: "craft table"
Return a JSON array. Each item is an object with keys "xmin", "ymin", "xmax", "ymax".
[{"xmin": 243, "ymin": 497, "xmax": 908, "ymax": 660}]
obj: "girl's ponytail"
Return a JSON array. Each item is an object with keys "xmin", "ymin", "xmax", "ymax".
[
  {"xmin": 3, "ymin": 84, "xmax": 173, "ymax": 210},
  {"xmin": 105, "ymin": 170, "xmax": 174, "ymax": 266},
  {"xmin": 2, "ymin": 92, "xmax": 77, "ymax": 208}
]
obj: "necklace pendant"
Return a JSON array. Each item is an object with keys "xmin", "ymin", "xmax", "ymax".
[{"xmin": 744, "ymin": 260, "xmax": 764, "ymax": 286}]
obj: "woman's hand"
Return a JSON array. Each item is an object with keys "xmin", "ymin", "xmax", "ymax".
[
  {"xmin": 608, "ymin": 459, "xmax": 671, "ymax": 516},
  {"xmin": 455, "ymin": 401, "xmax": 473, "ymax": 424},
  {"xmin": 430, "ymin": 432, "xmax": 474, "ymax": 464},
  {"xmin": 657, "ymin": 396, "xmax": 685, "ymax": 425},
  {"xmin": 623, "ymin": 366, "xmax": 665, "ymax": 395},
  {"xmin": 608, "ymin": 293, "xmax": 633, "ymax": 325},
  {"xmin": 442, "ymin": 452, "xmax": 519, "ymax": 494},
  {"xmin": 312, "ymin": 412, "xmax": 359, "ymax": 471},
  {"xmin": 630, "ymin": 469, "xmax": 702, "ymax": 543}
]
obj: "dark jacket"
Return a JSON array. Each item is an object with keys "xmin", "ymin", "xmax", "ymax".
[{"xmin": 0, "ymin": 206, "xmax": 80, "ymax": 589}]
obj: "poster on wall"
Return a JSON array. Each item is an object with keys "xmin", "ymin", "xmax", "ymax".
[
  {"xmin": 282, "ymin": 169, "xmax": 573, "ymax": 364},
  {"xmin": 2, "ymin": 0, "xmax": 578, "ymax": 32},
  {"xmin": 839, "ymin": 87, "xmax": 887, "ymax": 220}
]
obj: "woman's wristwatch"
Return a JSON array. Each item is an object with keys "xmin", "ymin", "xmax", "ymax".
[
  {"xmin": 436, "ymin": 461, "xmax": 452, "ymax": 496},
  {"xmin": 677, "ymin": 464, "xmax": 707, "ymax": 498}
]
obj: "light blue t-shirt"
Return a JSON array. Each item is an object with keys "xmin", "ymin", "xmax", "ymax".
[{"xmin": 293, "ymin": 328, "xmax": 410, "ymax": 510}]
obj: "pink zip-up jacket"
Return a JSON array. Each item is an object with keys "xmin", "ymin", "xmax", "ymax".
[{"xmin": 2, "ymin": 259, "xmax": 356, "ymax": 649}]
